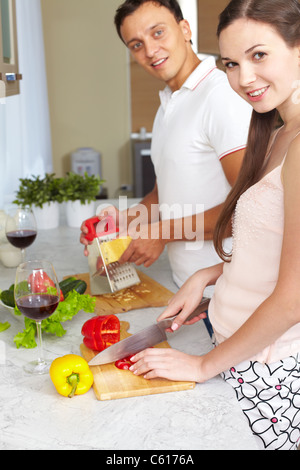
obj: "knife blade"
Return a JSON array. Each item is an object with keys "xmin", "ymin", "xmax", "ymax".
[{"xmin": 88, "ymin": 296, "xmax": 210, "ymax": 366}]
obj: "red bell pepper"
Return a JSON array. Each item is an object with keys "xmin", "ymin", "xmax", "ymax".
[
  {"xmin": 28, "ymin": 270, "xmax": 64, "ymax": 301},
  {"xmin": 81, "ymin": 315, "xmax": 120, "ymax": 351},
  {"xmin": 115, "ymin": 355, "xmax": 135, "ymax": 370},
  {"xmin": 115, "ymin": 349, "xmax": 152, "ymax": 370}
]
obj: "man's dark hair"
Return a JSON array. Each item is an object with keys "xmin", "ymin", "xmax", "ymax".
[{"xmin": 114, "ymin": 0, "xmax": 184, "ymax": 42}]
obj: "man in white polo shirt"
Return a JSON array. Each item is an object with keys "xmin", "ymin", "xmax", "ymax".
[{"xmin": 81, "ymin": 0, "xmax": 252, "ymax": 303}]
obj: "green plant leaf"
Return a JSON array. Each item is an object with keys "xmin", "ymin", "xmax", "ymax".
[
  {"xmin": 13, "ymin": 172, "xmax": 105, "ymax": 207},
  {"xmin": 60, "ymin": 172, "xmax": 104, "ymax": 203}
]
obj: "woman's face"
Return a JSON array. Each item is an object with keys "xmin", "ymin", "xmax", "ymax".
[{"xmin": 219, "ymin": 18, "xmax": 300, "ymax": 117}]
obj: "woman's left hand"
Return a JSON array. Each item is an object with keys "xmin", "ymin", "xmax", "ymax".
[{"xmin": 129, "ymin": 347, "xmax": 205, "ymax": 383}]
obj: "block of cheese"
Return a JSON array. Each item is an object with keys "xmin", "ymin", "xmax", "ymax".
[{"xmin": 100, "ymin": 237, "xmax": 132, "ymax": 264}]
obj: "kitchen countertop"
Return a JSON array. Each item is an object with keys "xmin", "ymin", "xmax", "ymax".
[{"xmin": 0, "ymin": 203, "xmax": 258, "ymax": 451}]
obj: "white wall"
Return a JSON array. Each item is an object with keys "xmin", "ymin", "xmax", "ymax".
[{"xmin": 178, "ymin": 0, "xmax": 198, "ymax": 52}]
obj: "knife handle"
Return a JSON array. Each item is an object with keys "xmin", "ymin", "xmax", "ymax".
[
  {"xmin": 182, "ymin": 296, "xmax": 210, "ymax": 322},
  {"xmin": 160, "ymin": 297, "xmax": 210, "ymax": 328}
]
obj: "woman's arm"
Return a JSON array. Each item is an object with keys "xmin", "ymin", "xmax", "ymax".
[
  {"xmin": 157, "ymin": 263, "xmax": 224, "ymax": 330},
  {"xmin": 131, "ymin": 137, "xmax": 300, "ymax": 382},
  {"xmin": 201, "ymin": 135, "xmax": 300, "ymax": 378}
]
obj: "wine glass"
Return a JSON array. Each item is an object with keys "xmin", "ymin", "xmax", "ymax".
[
  {"xmin": 14, "ymin": 260, "xmax": 60, "ymax": 375},
  {"xmin": 5, "ymin": 206, "xmax": 37, "ymax": 262}
]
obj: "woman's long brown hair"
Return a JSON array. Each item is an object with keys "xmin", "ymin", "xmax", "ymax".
[{"xmin": 213, "ymin": 0, "xmax": 300, "ymax": 262}]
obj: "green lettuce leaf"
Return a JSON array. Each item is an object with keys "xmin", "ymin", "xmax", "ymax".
[
  {"xmin": 13, "ymin": 291, "xmax": 96, "ymax": 349},
  {"xmin": 14, "ymin": 318, "xmax": 37, "ymax": 349},
  {"xmin": 0, "ymin": 322, "xmax": 10, "ymax": 332}
]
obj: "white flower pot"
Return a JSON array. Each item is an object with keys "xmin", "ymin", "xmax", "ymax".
[
  {"xmin": 32, "ymin": 201, "xmax": 60, "ymax": 230},
  {"xmin": 65, "ymin": 200, "xmax": 95, "ymax": 228}
]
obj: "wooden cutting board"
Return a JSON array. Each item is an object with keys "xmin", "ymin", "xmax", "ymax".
[
  {"xmin": 80, "ymin": 321, "xmax": 195, "ymax": 401},
  {"xmin": 73, "ymin": 271, "xmax": 175, "ymax": 315}
]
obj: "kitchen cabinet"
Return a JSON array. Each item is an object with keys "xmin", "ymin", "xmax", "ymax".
[
  {"xmin": 197, "ymin": 0, "xmax": 228, "ymax": 55},
  {"xmin": 0, "ymin": 0, "xmax": 21, "ymax": 97},
  {"xmin": 130, "ymin": 57, "xmax": 162, "ymax": 134}
]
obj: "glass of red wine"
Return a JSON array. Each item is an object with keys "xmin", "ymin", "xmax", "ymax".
[
  {"xmin": 5, "ymin": 206, "xmax": 37, "ymax": 262},
  {"xmin": 14, "ymin": 260, "xmax": 60, "ymax": 375}
]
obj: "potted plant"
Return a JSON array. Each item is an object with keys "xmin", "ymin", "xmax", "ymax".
[
  {"xmin": 13, "ymin": 174, "xmax": 64, "ymax": 229},
  {"xmin": 60, "ymin": 172, "xmax": 104, "ymax": 227}
]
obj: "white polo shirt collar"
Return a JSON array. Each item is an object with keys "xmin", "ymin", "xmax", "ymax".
[{"xmin": 159, "ymin": 56, "xmax": 217, "ymax": 110}]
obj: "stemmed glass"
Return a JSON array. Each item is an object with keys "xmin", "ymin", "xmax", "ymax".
[
  {"xmin": 5, "ymin": 206, "xmax": 37, "ymax": 262},
  {"xmin": 14, "ymin": 260, "xmax": 60, "ymax": 375}
]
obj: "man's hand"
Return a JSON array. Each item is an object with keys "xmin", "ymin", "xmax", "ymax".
[
  {"xmin": 119, "ymin": 236, "xmax": 166, "ymax": 267},
  {"xmin": 79, "ymin": 205, "xmax": 125, "ymax": 256},
  {"xmin": 118, "ymin": 221, "xmax": 165, "ymax": 267}
]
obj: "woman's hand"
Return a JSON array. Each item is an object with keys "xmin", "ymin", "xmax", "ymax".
[
  {"xmin": 157, "ymin": 270, "xmax": 208, "ymax": 332},
  {"xmin": 129, "ymin": 347, "xmax": 206, "ymax": 383}
]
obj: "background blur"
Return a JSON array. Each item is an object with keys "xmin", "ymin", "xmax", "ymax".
[{"xmin": 0, "ymin": 0, "xmax": 227, "ymax": 206}]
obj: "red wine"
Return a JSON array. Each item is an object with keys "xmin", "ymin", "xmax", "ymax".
[
  {"xmin": 16, "ymin": 294, "xmax": 59, "ymax": 321},
  {"xmin": 6, "ymin": 230, "xmax": 37, "ymax": 249}
]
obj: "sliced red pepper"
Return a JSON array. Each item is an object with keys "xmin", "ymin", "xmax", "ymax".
[
  {"xmin": 115, "ymin": 360, "xmax": 131, "ymax": 370},
  {"xmin": 81, "ymin": 315, "xmax": 120, "ymax": 351},
  {"xmin": 115, "ymin": 356, "xmax": 133, "ymax": 370},
  {"xmin": 114, "ymin": 351, "xmax": 152, "ymax": 370},
  {"xmin": 28, "ymin": 271, "xmax": 54, "ymax": 293}
]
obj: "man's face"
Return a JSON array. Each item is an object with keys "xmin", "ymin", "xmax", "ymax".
[{"xmin": 120, "ymin": 1, "xmax": 193, "ymax": 91}]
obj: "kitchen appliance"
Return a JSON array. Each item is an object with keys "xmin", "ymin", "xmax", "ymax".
[
  {"xmin": 85, "ymin": 216, "xmax": 140, "ymax": 293},
  {"xmin": 71, "ymin": 147, "xmax": 102, "ymax": 196},
  {"xmin": 132, "ymin": 138, "xmax": 156, "ymax": 197}
]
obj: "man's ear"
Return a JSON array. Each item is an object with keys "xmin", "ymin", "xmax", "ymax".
[{"xmin": 180, "ymin": 19, "xmax": 192, "ymax": 42}]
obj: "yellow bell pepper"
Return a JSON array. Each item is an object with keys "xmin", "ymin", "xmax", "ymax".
[{"xmin": 50, "ymin": 354, "xmax": 94, "ymax": 398}]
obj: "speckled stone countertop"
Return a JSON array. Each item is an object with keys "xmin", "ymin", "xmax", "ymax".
[{"xmin": 0, "ymin": 202, "xmax": 258, "ymax": 450}]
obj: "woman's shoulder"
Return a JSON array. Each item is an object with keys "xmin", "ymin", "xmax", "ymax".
[
  {"xmin": 286, "ymin": 132, "xmax": 300, "ymax": 158},
  {"xmin": 282, "ymin": 132, "xmax": 300, "ymax": 179}
]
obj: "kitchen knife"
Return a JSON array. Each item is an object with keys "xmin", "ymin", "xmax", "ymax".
[{"xmin": 88, "ymin": 296, "xmax": 210, "ymax": 366}]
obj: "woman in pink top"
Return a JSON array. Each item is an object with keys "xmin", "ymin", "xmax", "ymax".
[{"xmin": 129, "ymin": 0, "xmax": 300, "ymax": 450}]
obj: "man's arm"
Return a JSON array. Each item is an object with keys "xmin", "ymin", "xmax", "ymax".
[
  {"xmin": 155, "ymin": 148, "xmax": 245, "ymax": 242},
  {"xmin": 120, "ymin": 149, "xmax": 245, "ymax": 266},
  {"xmin": 201, "ymin": 147, "xmax": 245, "ymax": 239},
  {"xmin": 220, "ymin": 148, "xmax": 245, "ymax": 187},
  {"xmin": 126, "ymin": 182, "xmax": 159, "ymax": 227}
]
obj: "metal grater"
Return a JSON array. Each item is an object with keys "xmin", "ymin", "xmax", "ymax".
[{"xmin": 85, "ymin": 216, "xmax": 140, "ymax": 293}]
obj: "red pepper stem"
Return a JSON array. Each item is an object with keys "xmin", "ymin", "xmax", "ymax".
[{"xmin": 67, "ymin": 373, "xmax": 79, "ymax": 398}]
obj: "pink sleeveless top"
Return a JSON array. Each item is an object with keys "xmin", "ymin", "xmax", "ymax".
[{"xmin": 209, "ymin": 130, "xmax": 300, "ymax": 364}]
